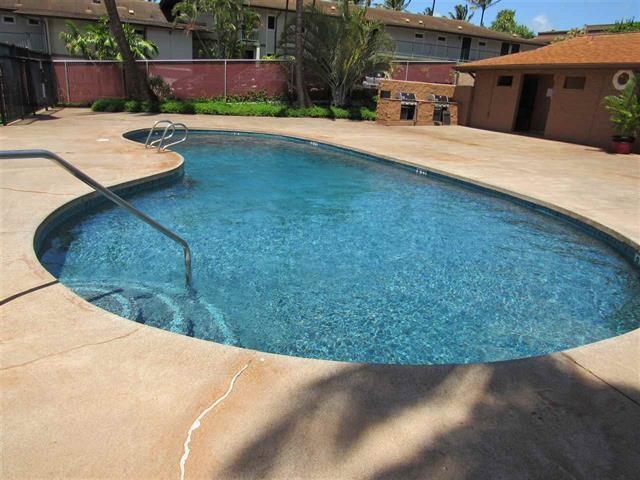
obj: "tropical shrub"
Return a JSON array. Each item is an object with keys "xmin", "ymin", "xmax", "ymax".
[
  {"xmin": 60, "ymin": 17, "xmax": 158, "ymax": 60},
  {"xmin": 602, "ymin": 76, "xmax": 640, "ymax": 138},
  {"xmin": 89, "ymin": 98, "xmax": 376, "ymax": 120},
  {"xmin": 282, "ymin": 0, "xmax": 391, "ymax": 106}
]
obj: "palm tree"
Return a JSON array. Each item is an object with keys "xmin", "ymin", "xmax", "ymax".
[
  {"xmin": 294, "ymin": 0, "xmax": 308, "ymax": 107},
  {"xmin": 172, "ymin": 0, "xmax": 259, "ymax": 59},
  {"xmin": 103, "ymin": 0, "xmax": 155, "ymax": 101},
  {"xmin": 301, "ymin": 0, "xmax": 391, "ymax": 105},
  {"xmin": 383, "ymin": 0, "xmax": 411, "ymax": 11},
  {"xmin": 466, "ymin": 0, "xmax": 502, "ymax": 26},
  {"xmin": 425, "ymin": 0, "xmax": 436, "ymax": 16},
  {"xmin": 449, "ymin": 4, "xmax": 474, "ymax": 21},
  {"xmin": 60, "ymin": 18, "xmax": 158, "ymax": 60}
]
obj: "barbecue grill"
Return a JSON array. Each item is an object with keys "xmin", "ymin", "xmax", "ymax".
[
  {"xmin": 399, "ymin": 92, "xmax": 417, "ymax": 121},
  {"xmin": 427, "ymin": 93, "xmax": 452, "ymax": 125},
  {"xmin": 399, "ymin": 92, "xmax": 417, "ymax": 105}
]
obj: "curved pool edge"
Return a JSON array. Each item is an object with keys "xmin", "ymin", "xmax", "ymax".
[
  {"xmin": 131, "ymin": 128, "xmax": 640, "ymax": 260},
  {"xmin": 2, "ymin": 111, "xmax": 639, "ymax": 478},
  {"xmin": 25, "ymin": 125, "xmax": 640, "ymax": 372}
]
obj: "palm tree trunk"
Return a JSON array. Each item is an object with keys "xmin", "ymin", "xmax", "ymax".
[
  {"xmin": 294, "ymin": 0, "xmax": 308, "ymax": 107},
  {"xmin": 103, "ymin": 0, "xmax": 155, "ymax": 101}
]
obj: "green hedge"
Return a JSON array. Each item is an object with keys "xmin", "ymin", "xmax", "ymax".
[{"xmin": 90, "ymin": 98, "xmax": 376, "ymax": 121}]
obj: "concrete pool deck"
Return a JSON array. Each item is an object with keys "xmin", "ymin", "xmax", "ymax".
[{"xmin": 1, "ymin": 108, "xmax": 639, "ymax": 479}]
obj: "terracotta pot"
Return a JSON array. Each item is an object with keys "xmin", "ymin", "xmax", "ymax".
[{"xmin": 611, "ymin": 136, "xmax": 635, "ymax": 154}]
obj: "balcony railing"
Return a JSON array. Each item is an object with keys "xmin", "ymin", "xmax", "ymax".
[
  {"xmin": 240, "ymin": 29, "xmax": 260, "ymax": 44},
  {"xmin": 391, "ymin": 39, "xmax": 499, "ymax": 62}
]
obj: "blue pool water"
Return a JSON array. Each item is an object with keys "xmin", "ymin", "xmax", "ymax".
[{"xmin": 39, "ymin": 132, "xmax": 640, "ymax": 364}]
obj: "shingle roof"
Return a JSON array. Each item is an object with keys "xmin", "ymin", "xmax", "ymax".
[
  {"xmin": 457, "ymin": 32, "xmax": 640, "ymax": 70},
  {"xmin": 0, "ymin": 0, "xmax": 177, "ymax": 29},
  {"xmin": 162, "ymin": 0, "xmax": 544, "ymax": 45}
]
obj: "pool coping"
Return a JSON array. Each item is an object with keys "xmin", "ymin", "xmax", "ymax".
[{"xmin": 2, "ymin": 110, "xmax": 639, "ymax": 479}]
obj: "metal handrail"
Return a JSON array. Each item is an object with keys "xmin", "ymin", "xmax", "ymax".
[
  {"xmin": 160, "ymin": 122, "xmax": 188, "ymax": 152},
  {"xmin": 0, "ymin": 149, "xmax": 192, "ymax": 285},
  {"xmin": 145, "ymin": 119, "xmax": 173, "ymax": 149},
  {"xmin": 144, "ymin": 120, "xmax": 189, "ymax": 152}
]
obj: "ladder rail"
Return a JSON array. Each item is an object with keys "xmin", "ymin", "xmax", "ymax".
[
  {"xmin": 153, "ymin": 123, "xmax": 176, "ymax": 150},
  {"xmin": 145, "ymin": 119, "xmax": 173, "ymax": 148},
  {"xmin": 0, "ymin": 149, "xmax": 192, "ymax": 286},
  {"xmin": 160, "ymin": 122, "xmax": 188, "ymax": 152}
]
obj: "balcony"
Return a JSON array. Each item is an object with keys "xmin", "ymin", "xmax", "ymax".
[
  {"xmin": 241, "ymin": 29, "xmax": 260, "ymax": 45},
  {"xmin": 391, "ymin": 39, "xmax": 499, "ymax": 63}
]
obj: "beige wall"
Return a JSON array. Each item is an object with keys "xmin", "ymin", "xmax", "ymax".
[
  {"xmin": 545, "ymin": 69, "xmax": 623, "ymax": 149},
  {"xmin": 466, "ymin": 68, "xmax": 639, "ymax": 152},
  {"xmin": 469, "ymin": 70, "xmax": 522, "ymax": 132}
]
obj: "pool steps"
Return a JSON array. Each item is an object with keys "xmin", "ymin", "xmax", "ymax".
[{"xmin": 0, "ymin": 149, "xmax": 193, "ymax": 286}]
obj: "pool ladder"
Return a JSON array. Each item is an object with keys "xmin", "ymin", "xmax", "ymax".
[
  {"xmin": 145, "ymin": 120, "xmax": 189, "ymax": 152},
  {"xmin": 0, "ymin": 149, "xmax": 192, "ymax": 286}
]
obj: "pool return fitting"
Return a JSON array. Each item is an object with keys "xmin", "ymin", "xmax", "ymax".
[{"xmin": 0, "ymin": 149, "xmax": 192, "ymax": 286}]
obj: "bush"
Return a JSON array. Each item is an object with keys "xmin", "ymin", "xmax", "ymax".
[
  {"xmin": 141, "ymin": 100, "xmax": 160, "ymax": 113},
  {"xmin": 124, "ymin": 100, "xmax": 142, "ymax": 113},
  {"xmin": 105, "ymin": 99, "xmax": 126, "ymax": 112},
  {"xmin": 160, "ymin": 100, "xmax": 194, "ymax": 114},
  {"xmin": 91, "ymin": 98, "xmax": 117, "ymax": 112},
  {"xmin": 193, "ymin": 101, "xmax": 287, "ymax": 117},
  {"xmin": 90, "ymin": 98, "xmax": 375, "ymax": 120}
]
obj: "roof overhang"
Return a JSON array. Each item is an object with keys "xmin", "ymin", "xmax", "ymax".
[{"xmin": 456, "ymin": 62, "xmax": 640, "ymax": 72}]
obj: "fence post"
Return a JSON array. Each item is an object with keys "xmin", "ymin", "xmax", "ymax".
[
  {"xmin": 405, "ymin": 61, "xmax": 409, "ymax": 81},
  {"xmin": 64, "ymin": 61, "xmax": 70, "ymax": 103},
  {"xmin": 223, "ymin": 60, "xmax": 227, "ymax": 102},
  {"xmin": 146, "ymin": 59, "xmax": 149, "ymax": 78}
]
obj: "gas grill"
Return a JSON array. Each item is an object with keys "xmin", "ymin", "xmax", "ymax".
[
  {"xmin": 427, "ymin": 94, "xmax": 452, "ymax": 125},
  {"xmin": 399, "ymin": 92, "xmax": 417, "ymax": 105},
  {"xmin": 399, "ymin": 92, "xmax": 417, "ymax": 121}
]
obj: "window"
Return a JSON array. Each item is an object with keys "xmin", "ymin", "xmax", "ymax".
[
  {"xmin": 437, "ymin": 36, "xmax": 446, "ymax": 42},
  {"xmin": 511, "ymin": 44, "xmax": 520, "ymax": 53},
  {"xmin": 497, "ymin": 75, "xmax": 513, "ymax": 87},
  {"xmin": 380, "ymin": 90, "xmax": 391, "ymax": 99},
  {"xmin": 478, "ymin": 41, "xmax": 486, "ymax": 47},
  {"xmin": 563, "ymin": 76, "xmax": 586, "ymax": 89},
  {"xmin": 267, "ymin": 15, "xmax": 275, "ymax": 30},
  {"xmin": 415, "ymin": 32, "xmax": 423, "ymax": 39},
  {"xmin": 500, "ymin": 42, "xmax": 510, "ymax": 56},
  {"xmin": 28, "ymin": 18, "xmax": 40, "ymax": 26},
  {"xmin": 2, "ymin": 15, "xmax": 15, "ymax": 24}
]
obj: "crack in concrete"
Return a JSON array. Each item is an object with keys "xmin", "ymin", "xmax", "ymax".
[
  {"xmin": 179, "ymin": 360, "xmax": 252, "ymax": 480},
  {"xmin": 1, "ymin": 328, "xmax": 139, "ymax": 371},
  {"xmin": 0, "ymin": 186, "xmax": 76, "ymax": 196}
]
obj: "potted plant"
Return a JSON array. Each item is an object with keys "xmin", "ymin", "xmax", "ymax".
[{"xmin": 602, "ymin": 76, "xmax": 640, "ymax": 154}]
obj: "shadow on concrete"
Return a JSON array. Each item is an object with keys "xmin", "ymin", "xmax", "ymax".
[
  {"xmin": 220, "ymin": 355, "xmax": 640, "ymax": 479},
  {"xmin": 9, "ymin": 108, "xmax": 64, "ymax": 125}
]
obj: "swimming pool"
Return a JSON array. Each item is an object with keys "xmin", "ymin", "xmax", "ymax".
[{"xmin": 38, "ymin": 132, "xmax": 640, "ymax": 364}]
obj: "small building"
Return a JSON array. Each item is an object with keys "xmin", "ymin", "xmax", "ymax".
[
  {"xmin": 456, "ymin": 33, "xmax": 640, "ymax": 152},
  {"xmin": 375, "ymin": 79, "xmax": 459, "ymax": 126},
  {"xmin": 0, "ymin": 0, "xmax": 192, "ymax": 59}
]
